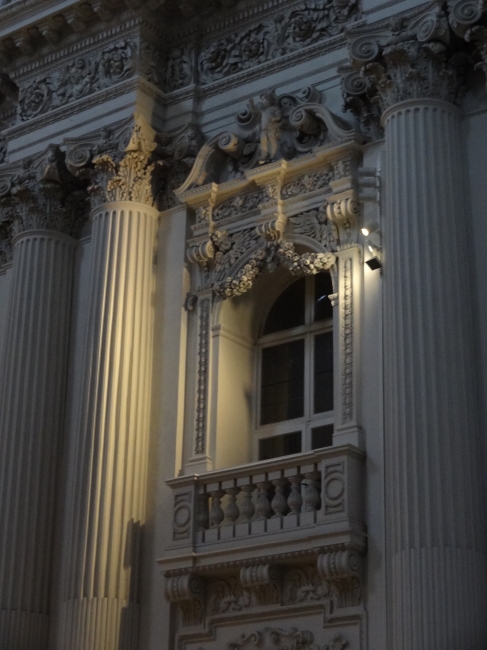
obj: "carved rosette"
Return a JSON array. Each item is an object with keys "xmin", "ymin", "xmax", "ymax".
[{"xmin": 0, "ymin": 145, "xmax": 88, "ymax": 240}]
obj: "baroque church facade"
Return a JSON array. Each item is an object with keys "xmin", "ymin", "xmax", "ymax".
[{"xmin": 0, "ymin": 0, "xmax": 486, "ymax": 648}]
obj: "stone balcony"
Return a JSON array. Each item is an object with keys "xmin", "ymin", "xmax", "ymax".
[{"xmin": 160, "ymin": 445, "xmax": 365, "ymax": 572}]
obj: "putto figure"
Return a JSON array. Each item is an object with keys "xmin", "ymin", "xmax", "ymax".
[{"xmin": 248, "ymin": 90, "xmax": 283, "ymax": 164}]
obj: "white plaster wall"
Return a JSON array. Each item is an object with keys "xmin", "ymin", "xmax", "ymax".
[
  {"xmin": 361, "ymin": 142, "xmax": 386, "ymax": 649},
  {"xmin": 142, "ymin": 206, "xmax": 190, "ymax": 650}
]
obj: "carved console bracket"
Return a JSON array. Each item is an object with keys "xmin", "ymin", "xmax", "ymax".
[
  {"xmin": 317, "ymin": 549, "xmax": 363, "ymax": 608},
  {"xmin": 164, "ymin": 549, "xmax": 364, "ymax": 630},
  {"xmin": 165, "ymin": 574, "xmax": 206, "ymax": 627}
]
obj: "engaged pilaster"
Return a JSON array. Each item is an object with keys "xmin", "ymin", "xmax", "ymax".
[
  {"xmin": 53, "ymin": 114, "xmax": 163, "ymax": 650},
  {"xmin": 0, "ymin": 147, "xmax": 87, "ymax": 650},
  {"xmin": 346, "ymin": 8, "xmax": 487, "ymax": 649}
]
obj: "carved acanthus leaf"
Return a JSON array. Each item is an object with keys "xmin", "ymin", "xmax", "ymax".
[
  {"xmin": 0, "ymin": 145, "xmax": 88, "ymax": 238},
  {"xmin": 207, "ymin": 577, "xmax": 251, "ymax": 614},
  {"xmin": 344, "ymin": 3, "xmax": 469, "ymax": 133}
]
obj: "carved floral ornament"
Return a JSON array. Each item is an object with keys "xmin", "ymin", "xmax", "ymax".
[
  {"xmin": 17, "ymin": 39, "xmax": 137, "ymax": 122},
  {"xmin": 176, "ymin": 87, "xmax": 362, "ymax": 300}
]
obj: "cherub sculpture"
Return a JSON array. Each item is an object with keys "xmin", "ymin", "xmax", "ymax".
[{"xmin": 248, "ymin": 90, "xmax": 283, "ymax": 164}]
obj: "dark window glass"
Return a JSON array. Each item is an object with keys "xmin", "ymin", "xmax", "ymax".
[
  {"xmin": 263, "ymin": 277, "xmax": 306, "ymax": 335},
  {"xmin": 314, "ymin": 272, "xmax": 333, "ymax": 322},
  {"xmin": 259, "ymin": 431, "xmax": 302, "ymax": 460},
  {"xmin": 311, "ymin": 424, "xmax": 334, "ymax": 449},
  {"xmin": 261, "ymin": 339, "xmax": 305, "ymax": 425},
  {"xmin": 314, "ymin": 332, "xmax": 333, "ymax": 413}
]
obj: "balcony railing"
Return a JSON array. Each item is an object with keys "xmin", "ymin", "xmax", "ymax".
[{"xmin": 161, "ymin": 445, "xmax": 365, "ymax": 572}]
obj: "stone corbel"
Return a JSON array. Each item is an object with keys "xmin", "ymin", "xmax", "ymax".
[
  {"xmin": 239, "ymin": 564, "xmax": 281, "ymax": 606},
  {"xmin": 165, "ymin": 574, "xmax": 206, "ymax": 627},
  {"xmin": 317, "ymin": 549, "xmax": 363, "ymax": 608},
  {"xmin": 326, "ymin": 196, "xmax": 360, "ymax": 248}
]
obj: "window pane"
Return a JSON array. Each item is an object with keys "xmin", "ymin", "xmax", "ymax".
[
  {"xmin": 263, "ymin": 277, "xmax": 306, "ymax": 335},
  {"xmin": 314, "ymin": 332, "xmax": 333, "ymax": 413},
  {"xmin": 314, "ymin": 272, "xmax": 333, "ymax": 322},
  {"xmin": 259, "ymin": 431, "xmax": 302, "ymax": 460},
  {"xmin": 311, "ymin": 424, "xmax": 334, "ymax": 449},
  {"xmin": 261, "ymin": 339, "xmax": 305, "ymax": 425}
]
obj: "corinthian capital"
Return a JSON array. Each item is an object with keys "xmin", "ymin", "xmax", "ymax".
[
  {"xmin": 0, "ymin": 145, "xmax": 88, "ymax": 238},
  {"xmin": 446, "ymin": 0, "xmax": 487, "ymax": 87},
  {"xmin": 344, "ymin": 3, "xmax": 468, "ymax": 122},
  {"xmin": 65, "ymin": 113, "xmax": 170, "ymax": 211}
]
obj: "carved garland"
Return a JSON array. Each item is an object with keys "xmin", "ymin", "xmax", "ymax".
[
  {"xmin": 341, "ymin": 257, "xmax": 353, "ymax": 424},
  {"xmin": 194, "ymin": 298, "xmax": 210, "ymax": 455},
  {"xmin": 213, "ymin": 240, "xmax": 336, "ymax": 299}
]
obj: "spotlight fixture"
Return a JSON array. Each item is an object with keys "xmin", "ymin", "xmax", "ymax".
[{"xmin": 362, "ymin": 222, "xmax": 382, "ymax": 270}]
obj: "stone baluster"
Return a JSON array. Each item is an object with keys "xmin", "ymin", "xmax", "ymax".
[
  {"xmin": 254, "ymin": 481, "xmax": 272, "ymax": 520},
  {"xmin": 196, "ymin": 492, "xmax": 210, "ymax": 532},
  {"xmin": 347, "ymin": 20, "xmax": 487, "ymax": 648},
  {"xmin": 209, "ymin": 490, "xmax": 225, "ymax": 528},
  {"xmin": 238, "ymin": 483, "xmax": 255, "ymax": 523},
  {"xmin": 52, "ymin": 115, "xmax": 162, "ymax": 650},
  {"xmin": 303, "ymin": 471, "xmax": 321, "ymax": 513},
  {"xmin": 287, "ymin": 475, "xmax": 303, "ymax": 515},
  {"xmin": 0, "ymin": 147, "xmax": 86, "ymax": 650},
  {"xmin": 271, "ymin": 478, "xmax": 288, "ymax": 518},
  {"xmin": 223, "ymin": 486, "xmax": 240, "ymax": 526}
]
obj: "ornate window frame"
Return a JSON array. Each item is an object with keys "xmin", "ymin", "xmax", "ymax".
[{"xmin": 177, "ymin": 131, "xmax": 365, "ymax": 474}]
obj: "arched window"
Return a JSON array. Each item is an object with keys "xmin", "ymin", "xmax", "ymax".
[{"xmin": 255, "ymin": 272, "xmax": 334, "ymax": 460}]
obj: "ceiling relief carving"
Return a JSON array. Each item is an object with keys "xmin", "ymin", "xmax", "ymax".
[
  {"xmin": 17, "ymin": 39, "xmax": 136, "ymax": 122},
  {"xmin": 198, "ymin": 0, "xmax": 361, "ymax": 85},
  {"xmin": 177, "ymin": 88, "xmax": 362, "ymax": 300}
]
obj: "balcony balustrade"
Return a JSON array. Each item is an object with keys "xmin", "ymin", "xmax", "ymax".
[{"xmin": 161, "ymin": 445, "xmax": 365, "ymax": 573}]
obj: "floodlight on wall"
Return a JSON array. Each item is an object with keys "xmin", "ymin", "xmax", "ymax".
[{"xmin": 362, "ymin": 221, "xmax": 382, "ymax": 270}]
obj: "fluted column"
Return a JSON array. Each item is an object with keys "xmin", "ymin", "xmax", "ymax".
[
  {"xmin": 53, "ymin": 117, "xmax": 160, "ymax": 650},
  {"xmin": 348, "ymin": 16, "xmax": 487, "ymax": 649},
  {"xmin": 0, "ymin": 148, "xmax": 86, "ymax": 650}
]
